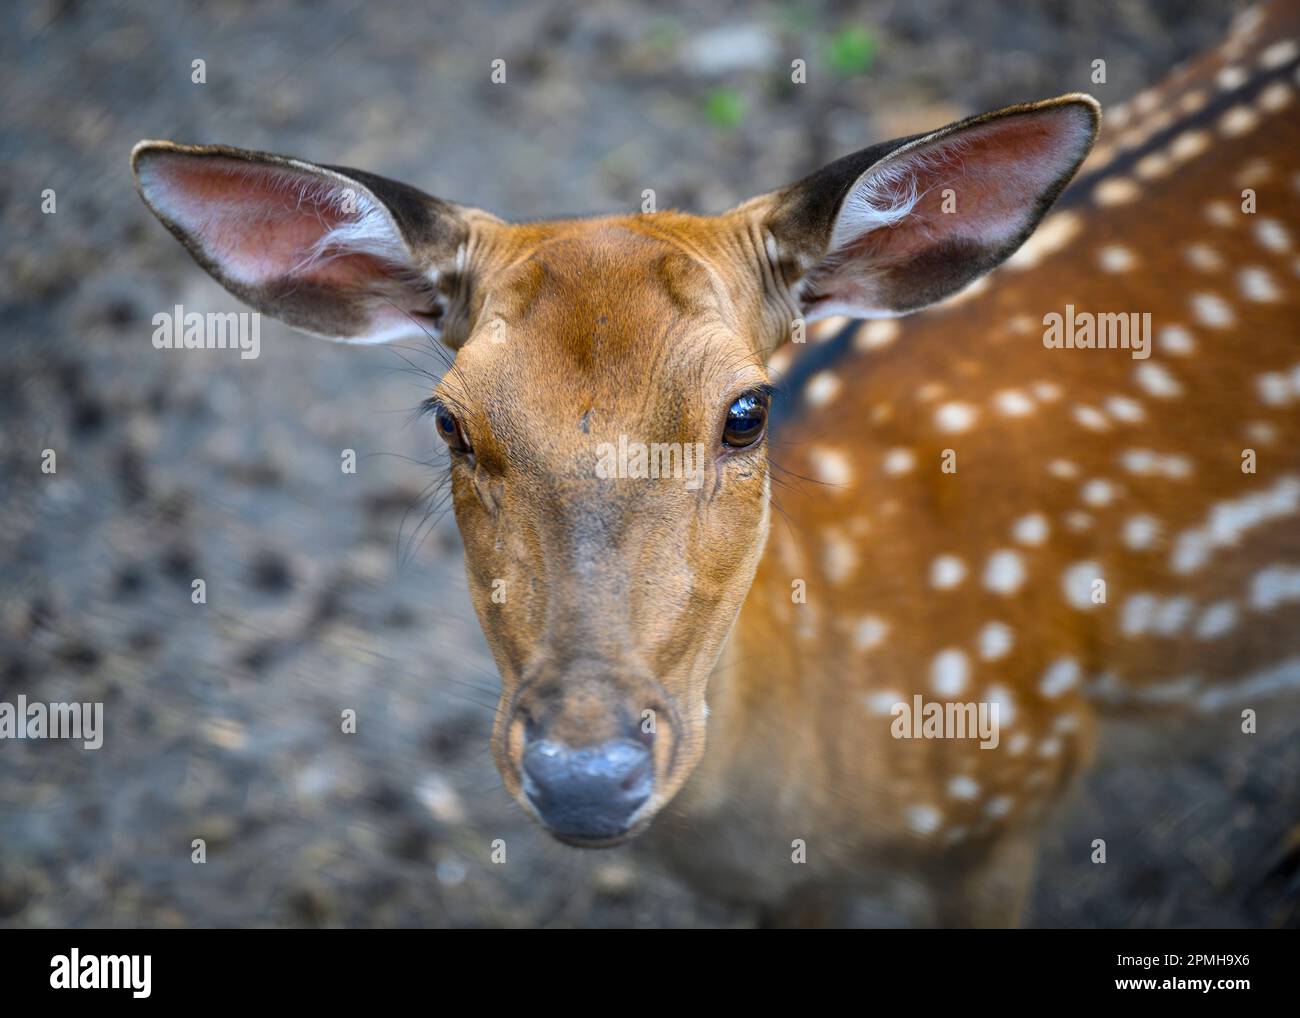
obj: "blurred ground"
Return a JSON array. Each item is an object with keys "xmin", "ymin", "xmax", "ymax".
[{"xmin": 1, "ymin": 0, "xmax": 1297, "ymax": 927}]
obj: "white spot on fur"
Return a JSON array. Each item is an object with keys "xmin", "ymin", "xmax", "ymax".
[
  {"xmin": 1073, "ymin": 405, "xmax": 1111, "ymax": 431},
  {"xmin": 1254, "ymin": 218, "xmax": 1290, "ymax": 253},
  {"xmin": 1239, "ymin": 266, "xmax": 1280, "ymax": 302},
  {"xmin": 1062, "ymin": 561, "xmax": 1103, "ymax": 610},
  {"xmin": 864, "ymin": 690, "xmax": 902, "ymax": 715},
  {"xmin": 1205, "ymin": 200, "xmax": 1236, "ymax": 227},
  {"xmin": 1259, "ymin": 81, "xmax": 1294, "ymax": 113},
  {"xmin": 1220, "ymin": 105, "xmax": 1260, "ymax": 136},
  {"xmin": 1081, "ymin": 478, "xmax": 1117, "ymax": 507},
  {"xmin": 1256, "ymin": 371, "xmax": 1294, "ymax": 406},
  {"xmin": 1260, "ymin": 39, "xmax": 1299, "ymax": 70},
  {"xmin": 1249, "ymin": 564, "xmax": 1300, "ymax": 611},
  {"xmin": 905, "ymin": 804, "xmax": 943, "ymax": 836},
  {"xmin": 985, "ymin": 795, "xmax": 1014, "ymax": 819},
  {"xmin": 1065, "ymin": 511, "xmax": 1093, "ymax": 532},
  {"xmin": 1040, "ymin": 658, "xmax": 1081, "ymax": 698},
  {"xmin": 856, "ymin": 319, "xmax": 900, "ymax": 350},
  {"xmin": 1198, "ymin": 656, "xmax": 1300, "ymax": 711},
  {"xmin": 882, "ymin": 447, "xmax": 916, "ymax": 475},
  {"xmin": 1185, "ymin": 244, "xmax": 1224, "ymax": 271},
  {"xmin": 805, "ymin": 371, "xmax": 841, "ymax": 407},
  {"xmin": 1007, "ymin": 314, "xmax": 1037, "ymax": 336},
  {"xmin": 931, "ymin": 649, "xmax": 969, "ymax": 696},
  {"xmin": 947, "ymin": 776, "xmax": 981, "ymax": 801},
  {"xmin": 1098, "ymin": 245, "xmax": 1137, "ymax": 272},
  {"xmin": 985, "ymin": 683, "xmax": 1016, "ymax": 725},
  {"xmin": 1118, "ymin": 592, "xmax": 1159, "ymax": 631},
  {"xmin": 978, "ymin": 623, "xmax": 1014, "ymax": 662},
  {"xmin": 809, "ymin": 446, "xmax": 853, "ymax": 489},
  {"xmin": 1094, "ymin": 177, "xmax": 1141, "ymax": 206},
  {"xmin": 1006, "ymin": 211, "xmax": 1081, "ymax": 270},
  {"xmin": 1157, "ymin": 324, "xmax": 1195, "ymax": 355},
  {"xmin": 1170, "ymin": 477, "xmax": 1300, "ymax": 574},
  {"xmin": 1217, "ymin": 64, "xmax": 1248, "ymax": 90},
  {"xmin": 822, "ymin": 528, "xmax": 857, "ymax": 585},
  {"xmin": 1231, "ymin": 7, "xmax": 1265, "ymax": 37},
  {"xmin": 1154, "ymin": 596, "xmax": 1195, "ymax": 636},
  {"xmin": 931, "ymin": 555, "xmax": 967, "ymax": 590},
  {"xmin": 1195, "ymin": 600, "xmax": 1238, "ymax": 640},
  {"xmin": 983, "ymin": 550, "xmax": 1026, "ymax": 595},
  {"xmin": 1235, "ymin": 157, "xmax": 1273, "ymax": 189},
  {"xmin": 1123, "ymin": 514, "xmax": 1161, "ymax": 550},
  {"xmin": 1012, "ymin": 513, "xmax": 1049, "ymax": 546},
  {"xmin": 1191, "ymin": 293, "xmax": 1235, "ymax": 328},
  {"xmin": 855, "ymin": 615, "xmax": 890, "ymax": 651},
  {"xmin": 1119, "ymin": 448, "xmax": 1192, "ymax": 479},
  {"xmin": 1031, "ymin": 381, "xmax": 1062, "ymax": 402},
  {"xmin": 1135, "ymin": 362, "xmax": 1183, "ymax": 398},
  {"xmin": 1105, "ymin": 395, "xmax": 1145, "ymax": 423},
  {"xmin": 1134, "ymin": 151, "xmax": 1173, "ymax": 180},
  {"xmin": 1170, "ymin": 129, "xmax": 1211, "ymax": 163},
  {"xmin": 994, "ymin": 389, "xmax": 1035, "ymax": 417},
  {"xmin": 1246, "ymin": 420, "xmax": 1279, "ymax": 444},
  {"xmin": 935, "ymin": 401, "xmax": 978, "ymax": 433}
]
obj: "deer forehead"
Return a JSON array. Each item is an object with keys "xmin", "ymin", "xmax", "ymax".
[
  {"xmin": 449, "ymin": 218, "xmax": 767, "ymax": 442},
  {"xmin": 479, "ymin": 218, "xmax": 753, "ymax": 337}
]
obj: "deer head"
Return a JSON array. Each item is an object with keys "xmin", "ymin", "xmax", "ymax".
[{"xmin": 132, "ymin": 93, "xmax": 1098, "ymax": 846}]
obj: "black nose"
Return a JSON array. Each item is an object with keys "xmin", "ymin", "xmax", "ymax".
[{"xmin": 521, "ymin": 736, "xmax": 653, "ymax": 842}]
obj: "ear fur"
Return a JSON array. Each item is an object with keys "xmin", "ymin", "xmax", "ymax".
[
  {"xmin": 759, "ymin": 94, "xmax": 1100, "ymax": 320},
  {"xmin": 132, "ymin": 141, "xmax": 496, "ymax": 345}
]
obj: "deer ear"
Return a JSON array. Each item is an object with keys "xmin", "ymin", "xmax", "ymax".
[
  {"xmin": 757, "ymin": 94, "xmax": 1099, "ymax": 321},
  {"xmin": 131, "ymin": 141, "xmax": 496, "ymax": 345}
]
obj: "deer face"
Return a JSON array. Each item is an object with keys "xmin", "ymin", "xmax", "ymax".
[
  {"xmin": 133, "ymin": 93, "xmax": 1096, "ymax": 845},
  {"xmin": 434, "ymin": 219, "xmax": 779, "ymax": 844}
]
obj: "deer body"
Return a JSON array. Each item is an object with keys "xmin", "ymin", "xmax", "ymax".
[
  {"xmin": 652, "ymin": 6, "xmax": 1300, "ymax": 924},
  {"xmin": 132, "ymin": 3, "xmax": 1300, "ymax": 926}
]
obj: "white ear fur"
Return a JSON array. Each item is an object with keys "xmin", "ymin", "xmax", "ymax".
[
  {"xmin": 828, "ymin": 153, "xmax": 928, "ymax": 251},
  {"xmin": 773, "ymin": 95, "xmax": 1100, "ymax": 321}
]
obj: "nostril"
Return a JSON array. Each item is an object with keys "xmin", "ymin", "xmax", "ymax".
[{"xmin": 619, "ymin": 758, "xmax": 650, "ymax": 792}]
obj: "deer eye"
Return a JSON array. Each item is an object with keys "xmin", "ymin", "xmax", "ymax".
[
  {"xmin": 435, "ymin": 406, "xmax": 472, "ymax": 454},
  {"xmin": 722, "ymin": 391, "xmax": 769, "ymax": 449}
]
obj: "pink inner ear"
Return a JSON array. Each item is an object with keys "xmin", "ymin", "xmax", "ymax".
[
  {"xmin": 139, "ymin": 155, "xmax": 399, "ymax": 289},
  {"xmin": 834, "ymin": 103, "xmax": 1094, "ymax": 264}
]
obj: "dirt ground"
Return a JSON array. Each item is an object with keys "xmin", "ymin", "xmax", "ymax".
[{"xmin": 2, "ymin": 0, "xmax": 1297, "ymax": 927}]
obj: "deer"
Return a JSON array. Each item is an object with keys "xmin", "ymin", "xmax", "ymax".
[{"xmin": 130, "ymin": 1, "xmax": 1300, "ymax": 925}]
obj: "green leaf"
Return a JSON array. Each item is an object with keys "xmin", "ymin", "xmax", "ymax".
[
  {"xmin": 827, "ymin": 27, "xmax": 876, "ymax": 76},
  {"xmin": 704, "ymin": 87, "xmax": 746, "ymax": 129}
]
